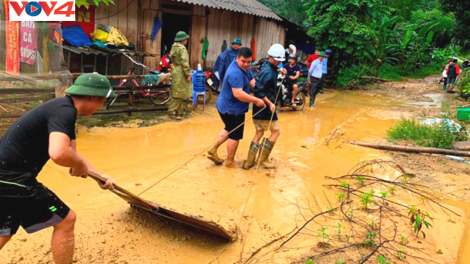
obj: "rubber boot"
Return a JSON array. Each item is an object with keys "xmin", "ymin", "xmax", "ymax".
[
  {"xmin": 443, "ymin": 84, "xmax": 447, "ymax": 92},
  {"xmin": 309, "ymin": 97, "xmax": 315, "ymax": 108},
  {"xmin": 243, "ymin": 142, "xmax": 260, "ymax": 170},
  {"xmin": 258, "ymin": 138, "xmax": 275, "ymax": 169}
]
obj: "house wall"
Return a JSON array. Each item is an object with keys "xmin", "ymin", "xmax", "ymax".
[{"xmin": 96, "ymin": 0, "xmax": 285, "ymax": 72}]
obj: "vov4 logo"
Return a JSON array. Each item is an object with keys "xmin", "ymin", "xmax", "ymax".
[{"xmin": 9, "ymin": 0, "xmax": 76, "ymax": 21}]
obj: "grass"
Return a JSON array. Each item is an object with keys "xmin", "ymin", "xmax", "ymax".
[
  {"xmin": 387, "ymin": 118, "xmax": 468, "ymax": 149},
  {"xmin": 335, "ymin": 62, "xmax": 441, "ymax": 88}
]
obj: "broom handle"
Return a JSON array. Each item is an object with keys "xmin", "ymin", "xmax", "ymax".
[{"xmin": 87, "ymin": 172, "xmax": 159, "ymax": 211}]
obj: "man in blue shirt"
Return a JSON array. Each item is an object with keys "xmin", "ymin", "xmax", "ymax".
[
  {"xmin": 307, "ymin": 51, "xmax": 326, "ymax": 108},
  {"xmin": 213, "ymin": 38, "xmax": 242, "ymax": 91},
  {"xmin": 208, "ymin": 48, "xmax": 266, "ymax": 168}
]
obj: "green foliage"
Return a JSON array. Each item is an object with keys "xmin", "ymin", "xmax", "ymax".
[
  {"xmin": 360, "ymin": 190, "xmax": 375, "ymax": 210},
  {"xmin": 389, "ymin": 186, "xmax": 396, "ymax": 194},
  {"xmin": 411, "ymin": 9, "xmax": 455, "ymax": 48},
  {"xmin": 400, "ymin": 234, "xmax": 408, "ymax": 245},
  {"xmin": 387, "ymin": 118, "xmax": 468, "ymax": 149},
  {"xmin": 395, "ymin": 249, "xmax": 407, "ymax": 259},
  {"xmin": 441, "ymin": 1, "xmax": 470, "ymax": 50},
  {"xmin": 305, "ymin": 0, "xmax": 392, "ymax": 65},
  {"xmin": 300, "ymin": 0, "xmax": 458, "ymax": 86},
  {"xmin": 305, "ymin": 259, "xmax": 315, "ymax": 264},
  {"xmin": 76, "ymin": 0, "xmax": 114, "ymax": 8},
  {"xmin": 334, "ymin": 260, "xmax": 346, "ymax": 264},
  {"xmin": 317, "ymin": 226, "xmax": 329, "ymax": 241},
  {"xmin": 357, "ymin": 176, "xmax": 365, "ymax": 186},
  {"xmin": 336, "ymin": 192, "xmax": 345, "ymax": 201},
  {"xmin": 380, "ymin": 191, "xmax": 388, "ymax": 199},
  {"xmin": 459, "ymin": 69, "xmax": 470, "ymax": 98},
  {"xmin": 365, "ymin": 231, "xmax": 376, "ymax": 247},
  {"xmin": 408, "ymin": 207, "xmax": 433, "ymax": 238},
  {"xmin": 259, "ymin": 0, "xmax": 308, "ymax": 28},
  {"xmin": 375, "ymin": 255, "xmax": 392, "ymax": 264}
]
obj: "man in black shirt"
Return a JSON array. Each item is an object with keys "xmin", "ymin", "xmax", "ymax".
[
  {"xmin": 0, "ymin": 73, "xmax": 115, "ymax": 264},
  {"xmin": 243, "ymin": 44, "xmax": 286, "ymax": 170},
  {"xmin": 284, "ymin": 54, "xmax": 301, "ymax": 108}
]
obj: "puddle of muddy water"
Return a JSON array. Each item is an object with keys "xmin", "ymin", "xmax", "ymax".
[
  {"xmin": 408, "ymin": 93, "xmax": 445, "ymax": 108},
  {"xmin": 2, "ymin": 91, "xmax": 467, "ymax": 264}
]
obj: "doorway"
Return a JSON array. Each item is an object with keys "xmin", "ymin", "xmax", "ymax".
[{"xmin": 161, "ymin": 11, "xmax": 191, "ymax": 56}]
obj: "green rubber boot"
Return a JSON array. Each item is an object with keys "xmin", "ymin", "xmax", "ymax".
[
  {"xmin": 258, "ymin": 138, "xmax": 276, "ymax": 169},
  {"xmin": 243, "ymin": 142, "xmax": 260, "ymax": 170}
]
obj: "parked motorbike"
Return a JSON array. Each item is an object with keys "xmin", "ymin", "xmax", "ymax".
[{"xmin": 157, "ymin": 54, "xmax": 171, "ymax": 73}]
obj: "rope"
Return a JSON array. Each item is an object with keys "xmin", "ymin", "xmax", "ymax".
[
  {"xmin": 137, "ymin": 106, "xmax": 267, "ymax": 196},
  {"xmin": 238, "ymin": 79, "xmax": 283, "ymax": 261}
]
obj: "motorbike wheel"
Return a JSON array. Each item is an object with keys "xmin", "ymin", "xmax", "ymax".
[
  {"xmin": 196, "ymin": 86, "xmax": 213, "ymax": 105},
  {"xmin": 294, "ymin": 92, "xmax": 306, "ymax": 111},
  {"xmin": 149, "ymin": 90, "xmax": 171, "ymax": 105}
]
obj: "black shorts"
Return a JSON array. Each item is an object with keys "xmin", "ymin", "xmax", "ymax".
[
  {"xmin": 0, "ymin": 183, "xmax": 70, "ymax": 236},
  {"xmin": 219, "ymin": 111, "xmax": 245, "ymax": 140}
]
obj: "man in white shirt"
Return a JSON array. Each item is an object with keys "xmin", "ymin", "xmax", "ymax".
[{"xmin": 307, "ymin": 51, "xmax": 326, "ymax": 108}]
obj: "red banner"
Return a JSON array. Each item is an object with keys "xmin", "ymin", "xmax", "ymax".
[
  {"xmin": 5, "ymin": 0, "xmax": 20, "ymax": 75},
  {"xmin": 20, "ymin": 22, "xmax": 37, "ymax": 65},
  {"xmin": 63, "ymin": 5, "xmax": 95, "ymax": 37}
]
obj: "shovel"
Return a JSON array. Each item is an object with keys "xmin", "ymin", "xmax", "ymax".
[{"xmin": 88, "ymin": 172, "xmax": 236, "ymax": 241}]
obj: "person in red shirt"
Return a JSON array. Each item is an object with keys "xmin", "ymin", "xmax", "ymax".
[
  {"xmin": 446, "ymin": 59, "xmax": 461, "ymax": 92},
  {"xmin": 306, "ymin": 49, "xmax": 320, "ymax": 68}
]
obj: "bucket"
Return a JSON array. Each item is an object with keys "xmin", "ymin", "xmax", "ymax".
[{"xmin": 457, "ymin": 107, "xmax": 470, "ymax": 121}]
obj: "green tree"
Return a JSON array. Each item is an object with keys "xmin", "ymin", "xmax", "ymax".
[
  {"xmin": 258, "ymin": 0, "xmax": 309, "ymax": 28},
  {"xmin": 305, "ymin": 0, "xmax": 392, "ymax": 66},
  {"xmin": 411, "ymin": 9, "xmax": 455, "ymax": 48},
  {"xmin": 385, "ymin": 0, "xmax": 423, "ymax": 21},
  {"xmin": 76, "ymin": 0, "xmax": 114, "ymax": 8},
  {"xmin": 441, "ymin": 0, "xmax": 470, "ymax": 50}
]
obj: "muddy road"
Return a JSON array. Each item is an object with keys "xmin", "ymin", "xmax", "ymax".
[{"xmin": 1, "ymin": 77, "xmax": 469, "ymax": 263}]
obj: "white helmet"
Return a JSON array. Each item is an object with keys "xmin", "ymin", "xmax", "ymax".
[{"xmin": 268, "ymin": 44, "xmax": 285, "ymax": 62}]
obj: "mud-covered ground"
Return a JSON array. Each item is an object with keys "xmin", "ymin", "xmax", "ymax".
[{"xmin": 1, "ymin": 76, "xmax": 470, "ymax": 264}]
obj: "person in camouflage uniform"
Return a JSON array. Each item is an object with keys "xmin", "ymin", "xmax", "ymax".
[{"xmin": 168, "ymin": 31, "xmax": 193, "ymax": 120}]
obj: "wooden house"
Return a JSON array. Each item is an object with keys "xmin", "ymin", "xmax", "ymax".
[{"xmin": 95, "ymin": 0, "xmax": 285, "ymax": 71}]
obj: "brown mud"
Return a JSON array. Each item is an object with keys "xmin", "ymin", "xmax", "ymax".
[{"xmin": 1, "ymin": 76, "xmax": 470, "ymax": 263}]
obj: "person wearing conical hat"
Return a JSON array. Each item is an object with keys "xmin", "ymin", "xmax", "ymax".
[
  {"xmin": 0, "ymin": 73, "xmax": 115, "ymax": 263},
  {"xmin": 168, "ymin": 31, "xmax": 193, "ymax": 120}
]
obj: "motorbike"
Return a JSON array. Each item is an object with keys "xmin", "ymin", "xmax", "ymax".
[
  {"xmin": 251, "ymin": 59, "xmax": 307, "ymax": 111},
  {"xmin": 276, "ymin": 73, "xmax": 308, "ymax": 111},
  {"xmin": 157, "ymin": 54, "xmax": 171, "ymax": 73}
]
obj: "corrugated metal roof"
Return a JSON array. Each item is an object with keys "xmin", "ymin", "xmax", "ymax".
[{"xmin": 171, "ymin": 0, "xmax": 281, "ymax": 21}]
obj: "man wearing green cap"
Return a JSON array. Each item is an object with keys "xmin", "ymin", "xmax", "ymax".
[
  {"xmin": 213, "ymin": 38, "xmax": 243, "ymax": 91},
  {"xmin": 0, "ymin": 73, "xmax": 115, "ymax": 264},
  {"xmin": 169, "ymin": 31, "xmax": 192, "ymax": 120}
]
